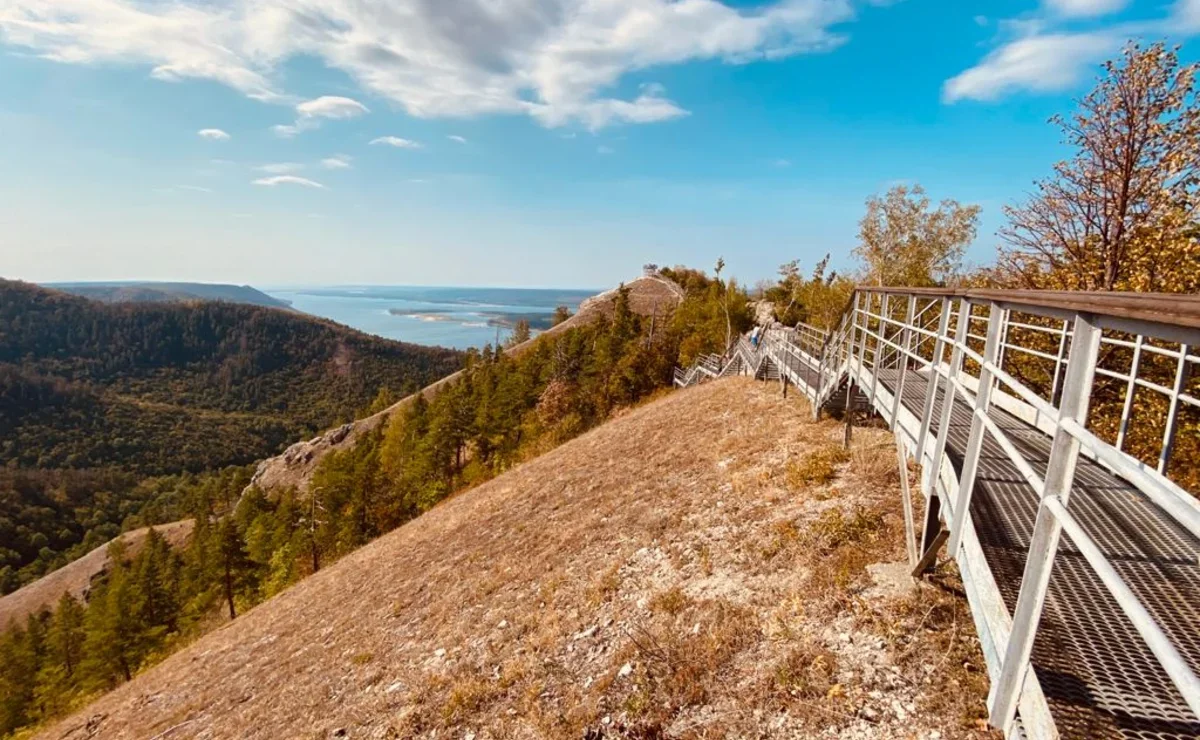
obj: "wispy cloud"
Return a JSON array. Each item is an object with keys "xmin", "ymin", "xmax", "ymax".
[
  {"xmin": 320, "ymin": 155, "xmax": 352, "ymax": 169},
  {"xmin": 252, "ymin": 175, "xmax": 325, "ymax": 189},
  {"xmin": 297, "ymin": 96, "xmax": 368, "ymax": 119},
  {"xmin": 0, "ymin": 0, "xmax": 866, "ymax": 130},
  {"xmin": 176, "ymin": 184, "xmax": 213, "ymax": 193},
  {"xmin": 597, "ymin": 145, "xmax": 615, "ymax": 155},
  {"xmin": 447, "ymin": 135, "xmax": 467, "ymax": 144},
  {"xmin": 772, "ymin": 158, "xmax": 791, "ymax": 168},
  {"xmin": 256, "ymin": 162, "xmax": 304, "ymax": 174},
  {"xmin": 945, "ymin": 0, "xmax": 1200, "ymax": 103},
  {"xmin": 197, "ymin": 128, "xmax": 230, "ymax": 141},
  {"xmin": 943, "ymin": 31, "xmax": 1119, "ymax": 102},
  {"xmin": 273, "ymin": 95, "xmax": 369, "ymax": 137},
  {"xmin": 370, "ymin": 136, "xmax": 422, "ymax": 149}
]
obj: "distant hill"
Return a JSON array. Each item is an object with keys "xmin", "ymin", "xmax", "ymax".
[
  {"xmin": 0, "ymin": 279, "xmax": 464, "ymax": 591},
  {"xmin": 48, "ymin": 281, "xmax": 293, "ymax": 310}
]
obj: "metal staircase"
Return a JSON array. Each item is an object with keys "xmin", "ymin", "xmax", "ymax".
[{"xmin": 673, "ymin": 287, "xmax": 1200, "ymax": 740}]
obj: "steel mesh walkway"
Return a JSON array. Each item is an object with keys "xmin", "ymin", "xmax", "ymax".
[
  {"xmin": 673, "ymin": 287, "xmax": 1200, "ymax": 740},
  {"xmin": 880, "ymin": 369, "xmax": 1200, "ymax": 740}
]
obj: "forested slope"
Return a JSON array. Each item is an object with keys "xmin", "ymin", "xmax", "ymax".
[{"xmin": 0, "ymin": 279, "xmax": 463, "ymax": 593}]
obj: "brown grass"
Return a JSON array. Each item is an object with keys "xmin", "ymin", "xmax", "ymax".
[{"xmin": 37, "ymin": 379, "xmax": 996, "ymax": 740}]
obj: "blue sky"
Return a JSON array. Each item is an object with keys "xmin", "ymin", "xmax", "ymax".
[{"xmin": 2, "ymin": 0, "xmax": 1198, "ymax": 288}]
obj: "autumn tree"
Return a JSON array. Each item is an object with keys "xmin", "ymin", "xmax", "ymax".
[
  {"xmin": 855, "ymin": 184, "xmax": 980, "ymax": 287},
  {"xmin": 506, "ymin": 319, "xmax": 532, "ymax": 347},
  {"xmin": 551, "ymin": 305, "xmax": 573, "ymax": 327},
  {"xmin": 999, "ymin": 42, "xmax": 1200, "ymax": 292}
]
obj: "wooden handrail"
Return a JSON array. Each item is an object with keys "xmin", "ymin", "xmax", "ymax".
[{"xmin": 855, "ymin": 286, "xmax": 1200, "ymax": 330}]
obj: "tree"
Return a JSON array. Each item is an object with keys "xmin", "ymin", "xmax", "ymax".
[
  {"xmin": 506, "ymin": 319, "xmax": 532, "ymax": 347},
  {"xmin": 999, "ymin": 42, "xmax": 1200, "ymax": 292},
  {"xmin": 213, "ymin": 519, "xmax": 253, "ymax": 619},
  {"xmin": 47, "ymin": 593, "xmax": 85, "ymax": 679},
  {"xmin": 82, "ymin": 563, "xmax": 140, "ymax": 686},
  {"xmin": 714, "ymin": 257, "xmax": 733, "ymax": 352},
  {"xmin": 551, "ymin": 305, "xmax": 572, "ymax": 327},
  {"xmin": 855, "ymin": 184, "xmax": 980, "ymax": 287}
]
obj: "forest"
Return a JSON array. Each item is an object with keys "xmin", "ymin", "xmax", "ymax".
[{"xmin": 0, "ymin": 279, "xmax": 463, "ymax": 594}]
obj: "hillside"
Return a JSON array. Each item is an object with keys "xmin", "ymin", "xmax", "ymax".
[
  {"xmin": 38, "ymin": 379, "xmax": 994, "ymax": 740},
  {"xmin": 0, "ymin": 520, "xmax": 194, "ymax": 629},
  {"xmin": 0, "ymin": 279, "xmax": 462, "ymax": 473},
  {"xmin": 48, "ymin": 282, "xmax": 293, "ymax": 310},
  {"xmin": 249, "ymin": 272, "xmax": 687, "ymax": 494},
  {"xmin": 0, "ymin": 279, "xmax": 463, "ymax": 591}
]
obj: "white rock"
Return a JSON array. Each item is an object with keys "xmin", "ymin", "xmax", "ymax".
[
  {"xmin": 618, "ymin": 663, "xmax": 633, "ymax": 679},
  {"xmin": 434, "ymin": 648, "xmax": 446, "ymax": 658},
  {"xmin": 498, "ymin": 620, "xmax": 508, "ymax": 629}
]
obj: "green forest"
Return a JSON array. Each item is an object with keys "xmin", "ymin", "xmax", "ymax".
[{"xmin": 0, "ymin": 279, "xmax": 463, "ymax": 594}]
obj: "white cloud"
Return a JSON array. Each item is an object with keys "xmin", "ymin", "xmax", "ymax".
[
  {"xmin": 1044, "ymin": 0, "xmax": 1128, "ymax": 18},
  {"xmin": 176, "ymin": 184, "xmax": 212, "ymax": 192},
  {"xmin": 256, "ymin": 162, "xmax": 304, "ymax": 174},
  {"xmin": 296, "ymin": 96, "xmax": 369, "ymax": 119},
  {"xmin": 597, "ymin": 145, "xmax": 615, "ymax": 154},
  {"xmin": 252, "ymin": 175, "xmax": 326, "ymax": 188},
  {"xmin": 197, "ymin": 128, "xmax": 230, "ymax": 140},
  {"xmin": 273, "ymin": 96, "xmax": 369, "ymax": 136},
  {"xmin": 320, "ymin": 156, "xmax": 352, "ymax": 169},
  {"xmin": 1177, "ymin": 0, "xmax": 1200, "ymax": 30},
  {"xmin": 0, "ymin": 0, "xmax": 860, "ymax": 129},
  {"xmin": 371, "ymin": 136, "xmax": 422, "ymax": 149},
  {"xmin": 943, "ymin": 32, "xmax": 1119, "ymax": 102},
  {"xmin": 447, "ymin": 135, "xmax": 467, "ymax": 144}
]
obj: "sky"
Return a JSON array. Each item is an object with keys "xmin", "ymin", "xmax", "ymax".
[{"xmin": 2, "ymin": 0, "xmax": 1199, "ymax": 289}]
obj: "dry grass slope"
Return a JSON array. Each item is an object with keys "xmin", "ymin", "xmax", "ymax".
[
  {"xmin": 40, "ymin": 379, "xmax": 996, "ymax": 740},
  {"xmin": 0, "ymin": 520, "xmax": 194, "ymax": 629}
]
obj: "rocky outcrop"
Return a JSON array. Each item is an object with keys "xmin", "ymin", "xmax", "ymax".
[{"xmin": 247, "ymin": 275, "xmax": 685, "ymax": 496}]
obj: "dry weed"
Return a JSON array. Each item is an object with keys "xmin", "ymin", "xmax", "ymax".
[{"xmin": 787, "ymin": 444, "xmax": 851, "ymax": 488}]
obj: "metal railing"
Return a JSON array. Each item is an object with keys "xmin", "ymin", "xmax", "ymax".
[{"xmin": 675, "ymin": 287, "xmax": 1200, "ymax": 738}]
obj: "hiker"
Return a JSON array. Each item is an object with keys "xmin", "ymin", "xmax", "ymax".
[{"xmin": 750, "ymin": 326, "xmax": 761, "ymax": 348}]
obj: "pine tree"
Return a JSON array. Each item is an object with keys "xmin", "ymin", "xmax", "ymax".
[
  {"xmin": 214, "ymin": 518, "xmax": 253, "ymax": 619},
  {"xmin": 82, "ymin": 564, "xmax": 140, "ymax": 686}
]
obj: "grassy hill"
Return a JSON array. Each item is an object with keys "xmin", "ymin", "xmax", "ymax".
[
  {"xmin": 0, "ymin": 279, "xmax": 463, "ymax": 592},
  {"xmin": 48, "ymin": 281, "xmax": 293, "ymax": 310},
  {"xmin": 29, "ymin": 379, "xmax": 993, "ymax": 739}
]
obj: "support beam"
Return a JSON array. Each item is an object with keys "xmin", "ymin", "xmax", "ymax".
[{"xmin": 896, "ymin": 434, "xmax": 918, "ymax": 567}]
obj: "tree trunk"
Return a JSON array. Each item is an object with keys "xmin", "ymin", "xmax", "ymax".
[{"xmin": 224, "ymin": 561, "xmax": 237, "ymax": 620}]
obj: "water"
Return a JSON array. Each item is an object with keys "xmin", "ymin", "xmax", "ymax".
[{"xmin": 264, "ymin": 286, "xmax": 599, "ymax": 350}]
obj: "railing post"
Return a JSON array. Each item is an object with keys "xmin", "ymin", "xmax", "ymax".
[
  {"xmin": 889, "ymin": 295, "xmax": 916, "ymax": 428},
  {"xmin": 948, "ymin": 301, "xmax": 1004, "ymax": 556},
  {"xmin": 989, "ymin": 312, "xmax": 1102, "ymax": 732},
  {"xmin": 925, "ymin": 297, "xmax": 970, "ymax": 501},
  {"xmin": 915, "ymin": 297, "xmax": 952, "ymax": 488},
  {"xmin": 870, "ymin": 293, "xmax": 889, "ymax": 410},
  {"xmin": 1115, "ymin": 334, "xmax": 1143, "ymax": 451},
  {"xmin": 1158, "ymin": 343, "xmax": 1191, "ymax": 475}
]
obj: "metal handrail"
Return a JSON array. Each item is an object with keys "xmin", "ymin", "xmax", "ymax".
[{"xmin": 693, "ymin": 287, "xmax": 1200, "ymax": 737}]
